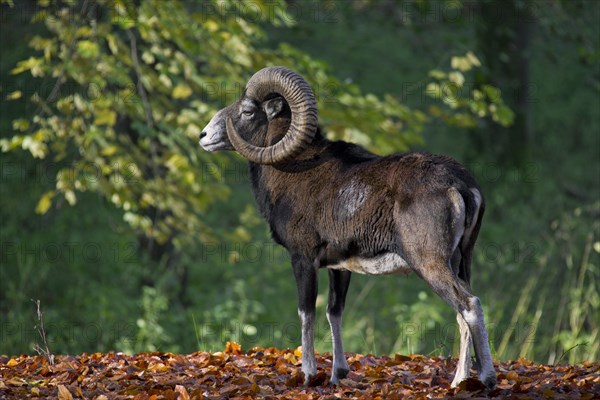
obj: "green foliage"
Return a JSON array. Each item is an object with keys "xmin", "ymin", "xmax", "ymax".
[
  {"xmin": 1, "ymin": 0, "xmax": 598, "ymax": 367},
  {"xmin": 1, "ymin": 0, "xmax": 509, "ymax": 251},
  {"xmin": 547, "ymin": 204, "xmax": 599, "ymax": 363},
  {"xmin": 117, "ymin": 286, "xmax": 172, "ymax": 354},
  {"xmin": 196, "ymin": 279, "xmax": 266, "ymax": 351},
  {"xmin": 426, "ymin": 52, "xmax": 515, "ymax": 128}
]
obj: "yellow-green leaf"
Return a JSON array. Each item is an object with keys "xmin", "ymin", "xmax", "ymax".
[
  {"xmin": 94, "ymin": 109, "xmax": 117, "ymax": 126},
  {"xmin": 159, "ymin": 74, "xmax": 173, "ymax": 89},
  {"xmin": 425, "ymin": 82, "xmax": 442, "ymax": 99},
  {"xmin": 106, "ymin": 34, "xmax": 119, "ymax": 55},
  {"xmin": 101, "ymin": 145, "xmax": 119, "ymax": 156},
  {"xmin": 166, "ymin": 153, "xmax": 188, "ymax": 170},
  {"xmin": 77, "ymin": 40, "xmax": 99, "ymax": 58},
  {"xmin": 234, "ymin": 226, "xmax": 251, "ymax": 242},
  {"xmin": 21, "ymin": 136, "xmax": 47, "ymax": 158},
  {"xmin": 205, "ymin": 19, "xmax": 219, "ymax": 32},
  {"xmin": 448, "ymin": 71, "xmax": 465, "ymax": 87},
  {"xmin": 142, "ymin": 51, "xmax": 155, "ymax": 64},
  {"xmin": 493, "ymin": 104, "xmax": 515, "ymax": 127},
  {"xmin": 11, "ymin": 57, "xmax": 42, "ymax": 75},
  {"xmin": 76, "ymin": 26, "xmax": 93, "ymax": 37},
  {"xmin": 172, "ymin": 84, "xmax": 192, "ymax": 99},
  {"xmin": 12, "ymin": 119, "xmax": 29, "ymax": 131},
  {"xmin": 6, "ymin": 90, "xmax": 22, "ymax": 100},
  {"xmin": 466, "ymin": 51, "xmax": 481, "ymax": 67},
  {"xmin": 451, "ymin": 56, "xmax": 471, "ymax": 72},
  {"xmin": 429, "ymin": 70, "xmax": 446, "ymax": 79},
  {"xmin": 65, "ymin": 190, "xmax": 77, "ymax": 206},
  {"xmin": 36, "ymin": 191, "xmax": 55, "ymax": 214}
]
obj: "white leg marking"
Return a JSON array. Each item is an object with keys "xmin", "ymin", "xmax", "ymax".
[
  {"xmin": 298, "ymin": 310, "xmax": 316, "ymax": 382},
  {"xmin": 451, "ymin": 313, "xmax": 472, "ymax": 388},
  {"xmin": 462, "ymin": 307, "xmax": 479, "ymax": 325},
  {"xmin": 327, "ymin": 312, "xmax": 349, "ymax": 384},
  {"xmin": 462, "ymin": 297, "xmax": 496, "ymax": 388}
]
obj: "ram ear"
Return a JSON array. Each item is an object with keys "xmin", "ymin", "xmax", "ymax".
[{"xmin": 263, "ymin": 97, "xmax": 285, "ymax": 121}]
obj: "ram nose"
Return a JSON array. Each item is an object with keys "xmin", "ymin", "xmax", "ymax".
[{"xmin": 199, "ymin": 131, "xmax": 207, "ymax": 142}]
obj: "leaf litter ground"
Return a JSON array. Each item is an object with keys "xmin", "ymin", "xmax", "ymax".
[{"xmin": 1, "ymin": 342, "xmax": 598, "ymax": 399}]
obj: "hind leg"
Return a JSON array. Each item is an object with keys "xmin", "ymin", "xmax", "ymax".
[
  {"xmin": 450, "ymin": 250, "xmax": 473, "ymax": 387},
  {"xmin": 462, "ymin": 296, "xmax": 496, "ymax": 388},
  {"xmin": 416, "ymin": 259, "xmax": 496, "ymax": 389},
  {"xmin": 452, "ymin": 313, "xmax": 472, "ymax": 387}
]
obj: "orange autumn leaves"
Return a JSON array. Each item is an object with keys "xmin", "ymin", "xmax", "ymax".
[{"xmin": 1, "ymin": 343, "xmax": 598, "ymax": 399}]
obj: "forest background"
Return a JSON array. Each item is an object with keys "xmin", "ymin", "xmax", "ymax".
[{"xmin": 0, "ymin": 0, "xmax": 598, "ymax": 366}]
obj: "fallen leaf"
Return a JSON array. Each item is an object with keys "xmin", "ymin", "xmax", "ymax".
[
  {"xmin": 174, "ymin": 385, "xmax": 190, "ymax": 400},
  {"xmin": 57, "ymin": 384, "xmax": 73, "ymax": 400},
  {"xmin": 0, "ymin": 346, "xmax": 597, "ymax": 399},
  {"xmin": 284, "ymin": 373, "xmax": 302, "ymax": 387},
  {"xmin": 306, "ymin": 371, "xmax": 328, "ymax": 387},
  {"xmin": 224, "ymin": 341, "xmax": 242, "ymax": 355},
  {"xmin": 506, "ymin": 370, "xmax": 519, "ymax": 381},
  {"xmin": 456, "ymin": 377, "xmax": 486, "ymax": 393},
  {"xmin": 394, "ymin": 354, "xmax": 412, "ymax": 362},
  {"xmin": 7, "ymin": 358, "xmax": 19, "ymax": 367},
  {"xmin": 518, "ymin": 357, "xmax": 534, "ymax": 367},
  {"xmin": 6, "ymin": 378, "xmax": 27, "ymax": 387}
]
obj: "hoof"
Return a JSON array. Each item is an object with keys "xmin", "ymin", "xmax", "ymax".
[
  {"xmin": 303, "ymin": 373, "xmax": 314, "ymax": 385},
  {"xmin": 450, "ymin": 376, "xmax": 465, "ymax": 388},
  {"xmin": 330, "ymin": 367, "xmax": 349, "ymax": 385},
  {"xmin": 481, "ymin": 372, "xmax": 497, "ymax": 390},
  {"xmin": 302, "ymin": 368, "xmax": 317, "ymax": 385},
  {"xmin": 451, "ymin": 372, "xmax": 496, "ymax": 391}
]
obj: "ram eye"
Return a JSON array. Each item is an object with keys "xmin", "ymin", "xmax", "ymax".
[{"xmin": 242, "ymin": 110, "xmax": 254, "ymax": 117}]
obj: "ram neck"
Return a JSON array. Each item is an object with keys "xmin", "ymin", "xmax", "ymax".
[
  {"xmin": 248, "ymin": 162, "xmax": 273, "ymax": 222},
  {"xmin": 247, "ymin": 139, "xmax": 322, "ymax": 220}
]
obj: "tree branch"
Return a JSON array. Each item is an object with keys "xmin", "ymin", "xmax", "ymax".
[{"xmin": 127, "ymin": 29, "xmax": 155, "ymax": 130}]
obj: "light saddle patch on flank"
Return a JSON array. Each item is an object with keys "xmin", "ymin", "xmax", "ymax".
[{"xmin": 336, "ymin": 178, "xmax": 370, "ymax": 219}]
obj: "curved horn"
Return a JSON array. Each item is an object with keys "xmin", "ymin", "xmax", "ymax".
[{"xmin": 226, "ymin": 66, "xmax": 318, "ymax": 164}]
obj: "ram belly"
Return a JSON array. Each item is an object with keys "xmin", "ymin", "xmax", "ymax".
[{"xmin": 327, "ymin": 252, "xmax": 412, "ymax": 276}]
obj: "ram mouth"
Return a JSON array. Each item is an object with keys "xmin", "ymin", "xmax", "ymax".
[{"xmin": 199, "ymin": 140, "xmax": 225, "ymax": 151}]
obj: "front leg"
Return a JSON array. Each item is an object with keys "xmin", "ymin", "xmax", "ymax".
[
  {"xmin": 292, "ymin": 255, "xmax": 318, "ymax": 383},
  {"xmin": 327, "ymin": 269, "xmax": 351, "ymax": 384}
]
